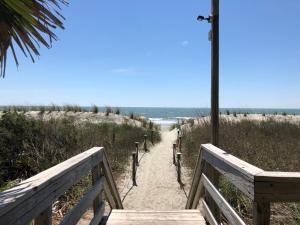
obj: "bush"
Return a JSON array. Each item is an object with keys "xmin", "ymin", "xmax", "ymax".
[
  {"xmin": 170, "ymin": 123, "xmax": 180, "ymax": 131},
  {"xmin": 226, "ymin": 110, "xmax": 230, "ymax": 115},
  {"xmin": 115, "ymin": 108, "xmax": 120, "ymax": 115},
  {"xmin": 0, "ymin": 112, "xmax": 161, "ymax": 187},
  {"xmin": 105, "ymin": 106, "xmax": 113, "ymax": 116},
  {"xmin": 187, "ymin": 118, "xmax": 194, "ymax": 127},
  {"xmin": 91, "ymin": 105, "xmax": 98, "ymax": 114},
  {"xmin": 129, "ymin": 112, "xmax": 134, "ymax": 119}
]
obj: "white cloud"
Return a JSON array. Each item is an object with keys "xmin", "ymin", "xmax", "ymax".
[{"xmin": 181, "ymin": 40, "xmax": 189, "ymax": 47}]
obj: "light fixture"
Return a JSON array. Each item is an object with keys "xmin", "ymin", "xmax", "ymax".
[{"xmin": 197, "ymin": 15, "xmax": 211, "ymax": 23}]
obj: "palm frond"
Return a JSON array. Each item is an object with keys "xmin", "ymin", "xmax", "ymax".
[{"xmin": 0, "ymin": 0, "xmax": 68, "ymax": 77}]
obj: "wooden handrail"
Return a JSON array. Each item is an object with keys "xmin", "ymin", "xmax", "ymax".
[
  {"xmin": 186, "ymin": 144, "xmax": 300, "ymax": 225},
  {"xmin": 0, "ymin": 147, "xmax": 123, "ymax": 225}
]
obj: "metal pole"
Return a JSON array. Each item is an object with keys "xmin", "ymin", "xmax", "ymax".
[
  {"xmin": 211, "ymin": 0, "xmax": 219, "ymax": 147},
  {"xmin": 207, "ymin": 1, "xmax": 221, "ymax": 222}
]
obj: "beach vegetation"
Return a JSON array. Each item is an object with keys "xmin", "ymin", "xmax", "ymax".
[
  {"xmin": 105, "ymin": 106, "xmax": 113, "ymax": 116},
  {"xmin": 170, "ymin": 123, "xmax": 180, "ymax": 131},
  {"xmin": 130, "ymin": 112, "xmax": 135, "ymax": 119},
  {"xmin": 0, "ymin": 111, "xmax": 161, "ymax": 216},
  {"xmin": 226, "ymin": 110, "xmax": 230, "ymax": 115},
  {"xmin": 91, "ymin": 105, "xmax": 98, "ymax": 114},
  {"xmin": 187, "ymin": 118, "xmax": 194, "ymax": 127},
  {"xmin": 0, "ymin": 0, "xmax": 67, "ymax": 78},
  {"xmin": 115, "ymin": 108, "xmax": 120, "ymax": 115},
  {"xmin": 181, "ymin": 118, "xmax": 300, "ymax": 224}
]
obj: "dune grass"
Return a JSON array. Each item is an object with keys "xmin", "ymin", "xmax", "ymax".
[
  {"xmin": 181, "ymin": 118, "xmax": 300, "ymax": 224},
  {"xmin": 0, "ymin": 111, "xmax": 161, "ymax": 219}
]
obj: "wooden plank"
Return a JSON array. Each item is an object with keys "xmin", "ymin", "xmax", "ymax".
[
  {"xmin": 201, "ymin": 199, "xmax": 218, "ymax": 225},
  {"xmin": 202, "ymin": 144, "xmax": 263, "ymax": 199},
  {"xmin": 34, "ymin": 206, "xmax": 52, "ymax": 225},
  {"xmin": 107, "ymin": 210, "xmax": 205, "ymax": 224},
  {"xmin": 253, "ymin": 201, "xmax": 270, "ymax": 225},
  {"xmin": 59, "ymin": 177, "xmax": 105, "ymax": 225},
  {"xmin": 102, "ymin": 151, "xmax": 123, "ymax": 209},
  {"xmin": 191, "ymin": 172, "xmax": 205, "ymax": 209},
  {"xmin": 104, "ymin": 179, "xmax": 117, "ymax": 209},
  {"xmin": 0, "ymin": 147, "xmax": 104, "ymax": 225},
  {"xmin": 89, "ymin": 201, "xmax": 105, "ymax": 225},
  {"xmin": 92, "ymin": 164, "xmax": 103, "ymax": 216},
  {"xmin": 201, "ymin": 174, "xmax": 246, "ymax": 225},
  {"xmin": 186, "ymin": 149, "xmax": 204, "ymax": 209},
  {"xmin": 204, "ymin": 162, "xmax": 220, "ymax": 222},
  {"xmin": 254, "ymin": 171, "xmax": 300, "ymax": 202}
]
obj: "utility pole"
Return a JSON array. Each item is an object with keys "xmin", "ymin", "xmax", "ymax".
[
  {"xmin": 211, "ymin": 0, "xmax": 219, "ymax": 147},
  {"xmin": 197, "ymin": 0, "xmax": 220, "ymax": 221}
]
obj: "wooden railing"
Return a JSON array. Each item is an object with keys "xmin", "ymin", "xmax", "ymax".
[
  {"xmin": 0, "ymin": 147, "xmax": 123, "ymax": 225},
  {"xmin": 186, "ymin": 144, "xmax": 300, "ymax": 225}
]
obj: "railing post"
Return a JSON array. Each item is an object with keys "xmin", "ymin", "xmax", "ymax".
[
  {"xmin": 177, "ymin": 130, "xmax": 180, "ymax": 145},
  {"xmin": 253, "ymin": 201, "xmax": 270, "ymax": 225},
  {"xmin": 135, "ymin": 142, "xmax": 139, "ymax": 166},
  {"xmin": 179, "ymin": 135, "xmax": 182, "ymax": 152},
  {"xmin": 176, "ymin": 153, "xmax": 182, "ymax": 183},
  {"xmin": 144, "ymin": 134, "xmax": 148, "ymax": 152},
  {"xmin": 173, "ymin": 143, "xmax": 176, "ymax": 165},
  {"xmin": 34, "ymin": 206, "xmax": 52, "ymax": 225},
  {"xmin": 151, "ymin": 130, "xmax": 154, "ymax": 144},
  {"xmin": 92, "ymin": 163, "xmax": 104, "ymax": 216},
  {"xmin": 132, "ymin": 152, "xmax": 137, "ymax": 186},
  {"xmin": 204, "ymin": 162, "xmax": 221, "ymax": 223}
]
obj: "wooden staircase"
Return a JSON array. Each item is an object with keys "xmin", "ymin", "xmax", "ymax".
[
  {"xmin": 2, "ymin": 145, "xmax": 300, "ymax": 225},
  {"xmin": 105, "ymin": 210, "xmax": 205, "ymax": 225}
]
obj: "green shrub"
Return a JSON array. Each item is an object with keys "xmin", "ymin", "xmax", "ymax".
[
  {"xmin": 115, "ymin": 108, "xmax": 120, "ymax": 115},
  {"xmin": 105, "ymin": 106, "xmax": 113, "ymax": 116},
  {"xmin": 129, "ymin": 112, "xmax": 134, "ymax": 119},
  {"xmin": 187, "ymin": 118, "xmax": 194, "ymax": 127},
  {"xmin": 91, "ymin": 105, "xmax": 98, "ymax": 114},
  {"xmin": 170, "ymin": 123, "xmax": 180, "ymax": 131},
  {"xmin": 0, "ymin": 112, "xmax": 161, "ymax": 187}
]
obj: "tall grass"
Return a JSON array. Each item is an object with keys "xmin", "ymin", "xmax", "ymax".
[
  {"xmin": 0, "ymin": 112, "xmax": 161, "ymax": 187},
  {"xmin": 0, "ymin": 111, "xmax": 161, "ymax": 221},
  {"xmin": 181, "ymin": 118, "xmax": 300, "ymax": 224}
]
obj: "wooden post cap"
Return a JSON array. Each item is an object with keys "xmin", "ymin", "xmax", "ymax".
[
  {"xmin": 144, "ymin": 134, "xmax": 147, "ymax": 138},
  {"xmin": 135, "ymin": 142, "xmax": 139, "ymax": 146},
  {"xmin": 176, "ymin": 152, "xmax": 182, "ymax": 159},
  {"xmin": 132, "ymin": 152, "xmax": 137, "ymax": 156},
  {"xmin": 173, "ymin": 143, "xmax": 177, "ymax": 147}
]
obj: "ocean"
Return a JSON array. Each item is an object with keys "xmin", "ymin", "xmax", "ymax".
[
  {"xmin": 2, "ymin": 106, "xmax": 300, "ymax": 126},
  {"xmin": 97, "ymin": 107, "xmax": 300, "ymax": 125}
]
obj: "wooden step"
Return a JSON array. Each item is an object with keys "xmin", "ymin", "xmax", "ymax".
[{"xmin": 105, "ymin": 210, "xmax": 206, "ymax": 225}]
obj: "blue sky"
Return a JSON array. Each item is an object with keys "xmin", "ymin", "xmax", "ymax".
[{"xmin": 1, "ymin": 0, "xmax": 300, "ymax": 108}]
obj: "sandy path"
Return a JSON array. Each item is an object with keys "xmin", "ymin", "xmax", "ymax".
[{"xmin": 119, "ymin": 127, "xmax": 190, "ymax": 210}]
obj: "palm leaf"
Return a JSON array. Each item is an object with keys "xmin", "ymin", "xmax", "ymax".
[{"xmin": 0, "ymin": 0, "xmax": 68, "ymax": 77}]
